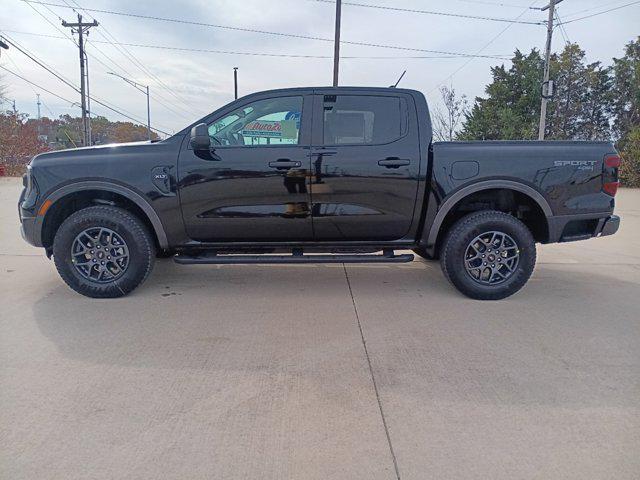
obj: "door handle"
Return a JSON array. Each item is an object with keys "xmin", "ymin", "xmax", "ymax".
[
  {"xmin": 378, "ymin": 158, "xmax": 410, "ymax": 168},
  {"xmin": 268, "ymin": 159, "xmax": 301, "ymax": 170},
  {"xmin": 311, "ymin": 149, "xmax": 337, "ymax": 157}
]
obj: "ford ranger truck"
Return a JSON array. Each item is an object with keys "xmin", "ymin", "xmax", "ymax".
[{"xmin": 18, "ymin": 87, "xmax": 621, "ymax": 300}]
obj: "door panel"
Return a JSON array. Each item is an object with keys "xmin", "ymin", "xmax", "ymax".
[
  {"xmin": 178, "ymin": 94, "xmax": 313, "ymax": 242},
  {"xmin": 310, "ymin": 93, "xmax": 421, "ymax": 241}
]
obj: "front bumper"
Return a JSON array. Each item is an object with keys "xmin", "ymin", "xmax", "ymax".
[{"xmin": 20, "ymin": 215, "xmax": 41, "ymax": 247}]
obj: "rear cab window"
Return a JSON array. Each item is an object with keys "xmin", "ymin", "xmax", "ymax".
[{"xmin": 322, "ymin": 95, "xmax": 408, "ymax": 145}]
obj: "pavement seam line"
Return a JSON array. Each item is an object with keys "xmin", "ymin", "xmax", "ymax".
[{"xmin": 342, "ymin": 263, "xmax": 401, "ymax": 480}]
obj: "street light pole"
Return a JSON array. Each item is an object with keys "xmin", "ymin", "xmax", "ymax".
[
  {"xmin": 145, "ymin": 85, "xmax": 151, "ymax": 140},
  {"xmin": 107, "ymin": 72, "xmax": 151, "ymax": 140},
  {"xmin": 233, "ymin": 67, "xmax": 238, "ymax": 99}
]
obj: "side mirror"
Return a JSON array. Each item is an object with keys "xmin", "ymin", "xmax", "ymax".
[{"xmin": 190, "ymin": 123, "xmax": 211, "ymax": 150}]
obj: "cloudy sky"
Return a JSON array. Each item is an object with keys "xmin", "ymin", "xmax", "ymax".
[{"xmin": 1, "ymin": 0, "xmax": 638, "ymax": 135}]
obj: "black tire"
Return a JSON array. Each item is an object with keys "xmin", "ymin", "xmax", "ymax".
[
  {"xmin": 412, "ymin": 246, "xmax": 436, "ymax": 261},
  {"xmin": 440, "ymin": 210, "xmax": 536, "ymax": 300},
  {"xmin": 53, "ymin": 206, "xmax": 156, "ymax": 298}
]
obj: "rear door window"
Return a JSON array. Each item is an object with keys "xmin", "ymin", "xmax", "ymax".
[{"xmin": 322, "ymin": 95, "xmax": 406, "ymax": 145}]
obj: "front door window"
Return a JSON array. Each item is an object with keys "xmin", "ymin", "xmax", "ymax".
[{"xmin": 208, "ymin": 96, "xmax": 303, "ymax": 147}]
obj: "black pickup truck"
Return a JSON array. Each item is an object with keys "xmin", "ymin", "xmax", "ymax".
[{"xmin": 19, "ymin": 87, "xmax": 621, "ymax": 300}]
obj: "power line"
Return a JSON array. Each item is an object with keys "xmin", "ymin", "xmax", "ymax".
[
  {"xmin": 0, "ymin": 64, "xmax": 78, "ymax": 105},
  {"xmin": 431, "ymin": 0, "xmax": 541, "ymax": 92},
  {"xmin": 554, "ymin": 10, "xmax": 570, "ymax": 45},
  {"xmin": 18, "ymin": 0, "xmax": 197, "ymax": 120},
  {"xmin": 17, "ymin": 1, "xmax": 153, "ymax": 87},
  {"xmin": 307, "ymin": 0, "xmax": 543, "ymax": 24},
  {"xmin": 12, "ymin": 2, "xmax": 196, "ymax": 122},
  {"xmin": 556, "ymin": 0, "xmax": 640, "ymax": 24},
  {"xmin": 4, "ymin": 55, "xmax": 60, "ymax": 117},
  {"xmin": 21, "ymin": 0, "xmax": 77, "ymax": 46},
  {"xmin": 2, "ymin": 64, "xmax": 171, "ymax": 134},
  {"xmin": 450, "ymin": 0, "xmax": 535, "ymax": 7},
  {"xmin": 1, "ymin": 34, "xmax": 79, "ymax": 91},
  {"xmin": 559, "ymin": 0, "xmax": 635, "ymax": 20},
  {"xmin": 20, "ymin": 0, "xmax": 531, "ymax": 59},
  {"xmin": 66, "ymin": 0, "xmax": 198, "ymax": 117},
  {"xmin": 1, "ymin": 41, "xmax": 172, "ymax": 134},
  {"xmin": 1, "ymin": 30, "xmax": 513, "ymax": 59},
  {"xmin": 37, "ymin": 0, "xmax": 197, "ymax": 119}
]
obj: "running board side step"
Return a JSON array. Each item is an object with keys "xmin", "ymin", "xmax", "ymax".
[{"xmin": 174, "ymin": 250, "xmax": 414, "ymax": 265}]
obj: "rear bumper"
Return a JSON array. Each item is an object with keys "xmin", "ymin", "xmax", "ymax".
[
  {"xmin": 598, "ymin": 215, "xmax": 620, "ymax": 237},
  {"xmin": 547, "ymin": 213, "xmax": 620, "ymax": 243}
]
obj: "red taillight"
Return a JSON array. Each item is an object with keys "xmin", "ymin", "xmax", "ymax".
[
  {"xmin": 605, "ymin": 154, "xmax": 621, "ymax": 168},
  {"xmin": 603, "ymin": 181, "xmax": 619, "ymax": 196}
]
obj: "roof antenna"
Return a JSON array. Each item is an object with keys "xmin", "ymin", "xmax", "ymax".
[{"xmin": 390, "ymin": 70, "xmax": 406, "ymax": 88}]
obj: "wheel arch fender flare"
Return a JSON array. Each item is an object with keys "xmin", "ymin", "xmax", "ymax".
[
  {"xmin": 38, "ymin": 181, "xmax": 169, "ymax": 249},
  {"xmin": 421, "ymin": 180, "xmax": 553, "ymax": 252}
]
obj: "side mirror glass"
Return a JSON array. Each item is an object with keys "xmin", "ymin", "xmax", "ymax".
[{"xmin": 190, "ymin": 123, "xmax": 211, "ymax": 150}]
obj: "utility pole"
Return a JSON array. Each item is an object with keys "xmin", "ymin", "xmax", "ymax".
[
  {"xmin": 537, "ymin": 0, "xmax": 562, "ymax": 140},
  {"xmin": 233, "ymin": 67, "xmax": 238, "ymax": 99},
  {"xmin": 62, "ymin": 14, "xmax": 98, "ymax": 146},
  {"xmin": 107, "ymin": 72, "xmax": 151, "ymax": 140},
  {"xmin": 332, "ymin": 0, "xmax": 342, "ymax": 87},
  {"xmin": 85, "ymin": 52, "xmax": 92, "ymax": 145}
]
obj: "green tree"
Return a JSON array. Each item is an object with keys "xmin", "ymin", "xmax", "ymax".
[
  {"xmin": 619, "ymin": 126, "xmax": 640, "ymax": 186},
  {"xmin": 611, "ymin": 37, "xmax": 640, "ymax": 186},
  {"xmin": 546, "ymin": 44, "xmax": 612, "ymax": 140},
  {"xmin": 458, "ymin": 49, "xmax": 544, "ymax": 140},
  {"xmin": 612, "ymin": 37, "xmax": 640, "ymax": 145},
  {"xmin": 459, "ymin": 43, "xmax": 615, "ymax": 142}
]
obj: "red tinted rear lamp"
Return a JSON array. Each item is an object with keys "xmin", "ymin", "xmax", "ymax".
[
  {"xmin": 604, "ymin": 154, "xmax": 621, "ymax": 168},
  {"xmin": 603, "ymin": 181, "xmax": 619, "ymax": 196}
]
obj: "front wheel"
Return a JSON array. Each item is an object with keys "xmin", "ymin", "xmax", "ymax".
[
  {"xmin": 53, "ymin": 206, "xmax": 156, "ymax": 298},
  {"xmin": 440, "ymin": 210, "xmax": 536, "ymax": 300}
]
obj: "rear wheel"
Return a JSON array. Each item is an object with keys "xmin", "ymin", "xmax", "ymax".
[
  {"xmin": 440, "ymin": 210, "xmax": 536, "ymax": 300},
  {"xmin": 53, "ymin": 206, "xmax": 155, "ymax": 298}
]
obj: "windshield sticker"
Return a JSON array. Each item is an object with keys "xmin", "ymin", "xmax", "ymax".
[
  {"xmin": 242, "ymin": 120, "xmax": 282, "ymax": 138},
  {"xmin": 242, "ymin": 119, "xmax": 298, "ymax": 139}
]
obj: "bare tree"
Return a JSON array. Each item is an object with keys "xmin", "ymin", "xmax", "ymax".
[{"xmin": 432, "ymin": 85, "xmax": 469, "ymax": 141}]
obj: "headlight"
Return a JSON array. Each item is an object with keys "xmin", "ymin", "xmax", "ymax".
[{"xmin": 21, "ymin": 165, "xmax": 39, "ymax": 210}]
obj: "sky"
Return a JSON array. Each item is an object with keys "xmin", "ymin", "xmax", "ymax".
[{"xmin": 1, "ymin": 0, "xmax": 639, "ymax": 136}]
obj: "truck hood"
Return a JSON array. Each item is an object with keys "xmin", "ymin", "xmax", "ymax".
[{"xmin": 31, "ymin": 141, "xmax": 153, "ymax": 164}]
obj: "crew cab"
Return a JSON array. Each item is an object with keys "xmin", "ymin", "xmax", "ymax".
[{"xmin": 19, "ymin": 87, "xmax": 621, "ymax": 300}]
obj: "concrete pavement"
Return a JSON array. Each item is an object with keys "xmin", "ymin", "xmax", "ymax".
[{"xmin": 1, "ymin": 177, "xmax": 639, "ymax": 479}]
